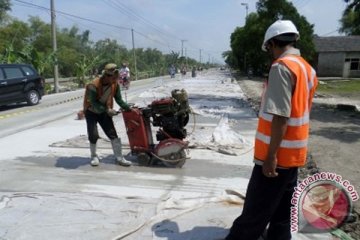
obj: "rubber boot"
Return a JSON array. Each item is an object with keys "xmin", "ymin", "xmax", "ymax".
[
  {"xmin": 90, "ymin": 143, "xmax": 100, "ymax": 166},
  {"xmin": 111, "ymin": 138, "xmax": 131, "ymax": 166}
]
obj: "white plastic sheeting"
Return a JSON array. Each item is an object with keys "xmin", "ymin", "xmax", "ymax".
[{"xmin": 0, "ymin": 71, "xmax": 334, "ymax": 239}]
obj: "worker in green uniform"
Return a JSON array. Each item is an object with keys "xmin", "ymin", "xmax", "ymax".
[{"xmin": 83, "ymin": 63, "xmax": 131, "ymax": 167}]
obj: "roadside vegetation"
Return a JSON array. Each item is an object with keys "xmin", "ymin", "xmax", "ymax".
[
  {"xmin": 223, "ymin": 0, "xmax": 316, "ymax": 76},
  {"xmin": 223, "ymin": 0, "xmax": 360, "ymax": 77},
  {"xmin": 0, "ymin": 0, "xmax": 216, "ymax": 93},
  {"xmin": 317, "ymin": 79, "xmax": 360, "ymax": 97}
]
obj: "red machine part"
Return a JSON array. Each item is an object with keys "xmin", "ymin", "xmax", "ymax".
[
  {"xmin": 154, "ymin": 138, "xmax": 188, "ymax": 168},
  {"xmin": 150, "ymin": 97, "xmax": 176, "ymax": 116},
  {"xmin": 122, "ymin": 104, "xmax": 189, "ymax": 168},
  {"xmin": 122, "ymin": 108, "xmax": 151, "ymax": 153}
]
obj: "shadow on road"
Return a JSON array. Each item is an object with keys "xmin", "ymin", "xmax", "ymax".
[
  {"xmin": 55, "ymin": 156, "xmax": 90, "ymax": 169},
  {"xmin": 0, "ymin": 103, "xmax": 28, "ymax": 111},
  {"xmin": 310, "ymin": 104, "xmax": 360, "ymax": 143},
  {"xmin": 311, "ymin": 126, "xmax": 360, "ymax": 143},
  {"xmin": 152, "ymin": 219, "xmax": 228, "ymax": 240},
  {"xmin": 54, "ymin": 155, "xmax": 134, "ymax": 169}
]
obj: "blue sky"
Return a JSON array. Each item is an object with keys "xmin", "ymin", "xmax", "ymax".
[{"xmin": 9, "ymin": 0, "xmax": 348, "ymax": 63}]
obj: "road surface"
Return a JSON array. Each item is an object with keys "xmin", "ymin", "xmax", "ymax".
[{"xmin": 0, "ymin": 70, "xmax": 333, "ymax": 240}]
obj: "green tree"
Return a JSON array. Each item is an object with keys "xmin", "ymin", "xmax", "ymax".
[
  {"xmin": 0, "ymin": 20, "xmax": 31, "ymax": 54},
  {"xmin": 0, "ymin": 0, "xmax": 11, "ymax": 24},
  {"xmin": 225, "ymin": 0, "xmax": 316, "ymax": 74},
  {"xmin": 229, "ymin": 13, "xmax": 267, "ymax": 73},
  {"xmin": 1, "ymin": 44, "xmax": 16, "ymax": 63},
  {"xmin": 75, "ymin": 55, "xmax": 101, "ymax": 87},
  {"xmin": 340, "ymin": 0, "xmax": 360, "ymax": 35},
  {"xmin": 144, "ymin": 48, "xmax": 164, "ymax": 74},
  {"xmin": 165, "ymin": 51, "xmax": 180, "ymax": 65},
  {"xmin": 57, "ymin": 26, "xmax": 94, "ymax": 76},
  {"xmin": 28, "ymin": 16, "xmax": 52, "ymax": 53},
  {"xmin": 257, "ymin": 0, "xmax": 315, "ymax": 62},
  {"xmin": 93, "ymin": 38, "xmax": 133, "ymax": 76},
  {"xmin": 223, "ymin": 51, "xmax": 238, "ymax": 69},
  {"xmin": 20, "ymin": 17, "xmax": 96, "ymax": 77},
  {"xmin": 18, "ymin": 44, "xmax": 55, "ymax": 75},
  {"xmin": 0, "ymin": 12, "xmax": 203, "ymax": 81}
]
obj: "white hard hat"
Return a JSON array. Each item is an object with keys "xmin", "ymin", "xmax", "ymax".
[{"xmin": 262, "ymin": 20, "xmax": 300, "ymax": 51}]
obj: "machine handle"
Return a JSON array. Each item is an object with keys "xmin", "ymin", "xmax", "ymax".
[{"xmin": 130, "ymin": 120, "xmax": 139, "ymax": 126}]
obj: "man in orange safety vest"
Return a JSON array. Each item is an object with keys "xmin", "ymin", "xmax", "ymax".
[{"xmin": 226, "ymin": 20, "xmax": 318, "ymax": 240}]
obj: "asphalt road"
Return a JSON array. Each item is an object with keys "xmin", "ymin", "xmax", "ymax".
[{"xmin": 0, "ymin": 76, "xmax": 169, "ymax": 138}]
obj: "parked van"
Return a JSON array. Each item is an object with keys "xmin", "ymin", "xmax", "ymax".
[{"xmin": 0, "ymin": 64, "xmax": 45, "ymax": 106}]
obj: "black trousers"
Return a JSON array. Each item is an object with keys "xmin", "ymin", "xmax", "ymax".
[
  {"xmin": 85, "ymin": 110, "xmax": 118, "ymax": 144},
  {"xmin": 226, "ymin": 164, "xmax": 298, "ymax": 240}
]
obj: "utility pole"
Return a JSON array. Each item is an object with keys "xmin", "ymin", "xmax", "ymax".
[
  {"xmin": 241, "ymin": 3, "xmax": 249, "ymax": 19},
  {"xmin": 181, "ymin": 39, "xmax": 187, "ymax": 57},
  {"xmin": 131, "ymin": 29, "xmax": 138, "ymax": 81},
  {"xmin": 50, "ymin": 0, "xmax": 59, "ymax": 93},
  {"xmin": 199, "ymin": 49, "xmax": 202, "ymax": 63},
  {"xmin": 241, "ymin": 3, "xmax": 249, "ymax": 72}
]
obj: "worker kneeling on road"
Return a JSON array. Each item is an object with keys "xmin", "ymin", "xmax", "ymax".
[{"xmin": 83, "ymin": 63, "xmax": 132, "ymax": 167}]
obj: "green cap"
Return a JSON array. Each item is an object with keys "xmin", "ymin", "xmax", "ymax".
[{"xmin": 103, "ymin": 63, "xmax": 119, "ymax": 76}]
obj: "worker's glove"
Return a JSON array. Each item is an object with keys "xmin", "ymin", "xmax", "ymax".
[{"xmin": 106, "ymin": 109, "xmax": 118, "ymax": 117}]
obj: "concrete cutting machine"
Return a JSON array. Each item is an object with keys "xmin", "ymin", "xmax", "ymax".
[{"xmin": 122, "ymin": 89, "xmax": 191, "ymax": 167}]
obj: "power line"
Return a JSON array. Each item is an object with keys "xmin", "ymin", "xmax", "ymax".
[
  {"xmin": 132, "ymin": 29, "xmax": 178, "ymax": 51},
  {"xmin": 12, "ymin": 1, "xmax": 133, "ymax": 47},
  {"xmin": 291, "ymin": 0, "xmax": 303, "ymax": 7},
  {"xmin": 106, "ymin": 0, "xmax": 180, "ymax": 41},
  {"xmin": 104, "ymin": 0, "xmax": 222, "ymax": 60},
  {"xmin": 13, "ymin": 0, "xmax": 174, "ymax": 50},
  {"xmin": 13, "ymin": 0, "xmax": 131, "ymax": 31},
  {"xmin": 103, "ymin": 0, "xmax": 181, "ymax": 53},
  {"xmin": 321, "ymin": 29, "xmax": 340, "ymax": 36},
  {"xmin": 12, "ymin": 0, "xmax": 221, "ymax": 62},
  {"xmin": 297, "ymin": 0, "xmax": 312, "ymax": 9},
  {"xmin": 12, "ymin": 1, "xmax": 51, "ymax": 15},
  {"xmin": 59, "ymin": 14, "xmax": 133, "ymax": 47}
]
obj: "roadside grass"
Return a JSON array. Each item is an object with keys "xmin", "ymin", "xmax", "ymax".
[{"xmin": 317, "ymin": 79, "xmax": 360, "ymax": 95}]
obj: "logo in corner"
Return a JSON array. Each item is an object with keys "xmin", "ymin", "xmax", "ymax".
[{"xmin": 291, "ymin": 172, "xmax": 358, "ymax": 233}]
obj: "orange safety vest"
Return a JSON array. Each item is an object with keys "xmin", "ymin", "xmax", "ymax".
[
  {"xmin": 83, "ymin": 77, "xmax": 118, "ymax": 111},
  {"xmin": 254, "ymin": 55, "xmax": 318, "ymax": 168}
]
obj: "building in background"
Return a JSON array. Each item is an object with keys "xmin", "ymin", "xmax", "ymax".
[{"xmin": 314, "ymin": 36, "xmax": 360, "ymax": 78}]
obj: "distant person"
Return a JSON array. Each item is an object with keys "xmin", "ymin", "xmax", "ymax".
[
  {"xmin": 83, "ymin": 63, "xmax": 132, "ymax": 167},
  {"xmin": 119, "ymin": 62, "xmax": 131, "ymax": 89},
  {"xmin": 191, "ymin": 66, "xmax": 196, "ymax": 78},
  {"xmin": 181, "ymin": 65, "xmax": 187, "ymax": 76},
  {"xmin": 226, "ymin": 20, "xmax": 318, "ymax": 240},
  {"xmin": 169, "ymin": 64, "xmax": 176, "ymax": 78}
]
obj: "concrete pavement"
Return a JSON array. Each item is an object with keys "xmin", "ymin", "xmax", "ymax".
[{"xmin": 0, "ymin": 72, "xmax": 339, "ymax": 240}]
